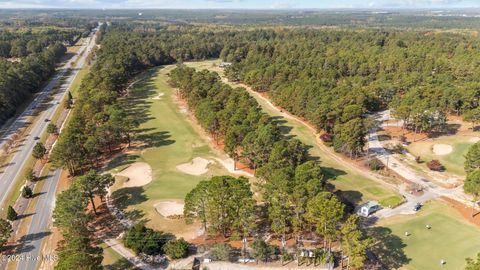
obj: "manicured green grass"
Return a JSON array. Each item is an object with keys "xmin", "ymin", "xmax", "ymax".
[
  {"xmin": 185, "ymin": 60, "xmax": 403, "ymax": 207},
  {"xmin": 70, "ymin": 61, "xmax": 91, "ymax": 97},
  {"xmin": 407, "ymin": 135, "xmax": 476, "ymax": 176},
  {"xmin": 377, "ymin": 201, "xmax": 480, "ymax": 270},
  {"xmin": 110, "ymin": 66, "xmax": 236, "ymax": 236},
  {"xmin": 101, "ymin": 243, "xmax": 137, "ymax": 270}
]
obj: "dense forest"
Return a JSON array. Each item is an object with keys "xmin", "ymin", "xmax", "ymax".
[
  {"xmin": 222, "ymin": 29, "xmax": 480, "ymax": 154},
  {"xmin": 0, "ymin": 20, "xmax": 93, "ymax": 125},
  {"xmin": 0, "ymin": 43, "xmax": 67, "ymax": 124},
  {"xmin": 0, "ymin": 27, "xmax": 83, "ymax": 58},
  {"xmin": 61, "ymin": 23, "xmax": 480, "ymax": 157},
  {"xmin": 170, "ymin": 66, "xmax": 370, "ymax": 267}
]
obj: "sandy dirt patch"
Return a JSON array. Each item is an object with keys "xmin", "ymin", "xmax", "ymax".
[
  {"xmin": 154, "ymin": 200, "xmax": 184, "ymax": 217},
  {"xmin": 151, "ymin": 92, "xmax": 165, "ymax": 100},
  {"xmin": 176, "ymin": 157, "xmax": 212, "ymax": 175},
  {"xmin": 469, "ymin": 137, "xmax": 480, "ymax": 143},
  {"xmin": 117, "ymin": 162, "xmax": 153, "ymax": 187},
  {"xmin": 179, "ymin": 106, "xmax": 188, "ymax": 114},
  {"xmin": 213, "ymin": 157, "xmax": 254, "ymax": 177},
  {"xmin": 432, "ymin": 144, "xmax": 453, "ymax": 155}
]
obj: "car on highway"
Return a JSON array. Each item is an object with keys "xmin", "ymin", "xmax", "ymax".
[
  {"xmin": 33, "ymin": 136, "xmax": 40, "ymax": 140},
  {"xmin": 44, "ymin": 118, "xmax": 50, "ymax": 122}
]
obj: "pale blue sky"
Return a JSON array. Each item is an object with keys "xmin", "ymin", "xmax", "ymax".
[{"xmin": 1, "ymin": 0, "xmax": 480, "ymax": 9}]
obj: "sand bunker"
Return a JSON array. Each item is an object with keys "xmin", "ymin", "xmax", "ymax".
[
  {"xmin": 117, "ymin": 162, "xmax": 153, "ymax": 188},
  {"xmin": 176, "ymin": 157, "xmax": 212, "ymax": 175},
  {"xmin": 151, "ymin": 92, "xmax": 165, "ymax": 100},
  {"xmin": 154, "ymin": 200, "xmax": 184, "ymax": 217},
  {"xmin": 432, "ymin": 144, "xmax": 453, "ymax": 155}
]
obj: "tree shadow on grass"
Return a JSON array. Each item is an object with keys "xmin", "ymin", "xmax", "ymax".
[
  {"xmin": 270, "ymin": 116, "xmax": 293, "ymax": 135},
  {"xmin": 367, "ymin": 227, "xmax": 410, "ymax": 269},
  {"xmin": 112, "ymin": 186, "xmax": 148, "ymax": 224},
  {"xmin": 104, "ymin": 258, "xmax": 137, "ymax": 270},
  {"xmin": 136, "ymin": 131, "xmax": 175, "ymax": 148},
  {"xmin": 304, "ymin": 145, "xmax": 320, "ymax": 162},
  {"xmin": 322, "ymin": 166, "xmax": 347, "ymax": 181},
  {"xmin": 104, "ymin": 154, "xmax": 140, "ymax": 172},
  {"xmin": 334, "ymin": 190, "xmax": 362, "ymax": 213}
]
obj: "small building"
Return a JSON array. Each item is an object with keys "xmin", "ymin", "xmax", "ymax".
[
  {"xmin": 356, "ymin": 201, "xmax": 380, "ymax": 217},
  {"xmin": 218, "ymin": 62, "xmax": 232, "ymax": 68}
]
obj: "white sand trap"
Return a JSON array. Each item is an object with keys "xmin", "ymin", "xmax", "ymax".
[
  {"xmin": 432, "ymin": 144, "xmax": 453, "ymax": 155},
  {"xmin": 154, "ymin": 200, "xmax": 184, "ymax": 217},
  {"xmin": 176, "ymin": 157, "xmax": 212, "ymax": 175},
  {"xmin": 469, "ymin": 137, "xmax": 480, "ymax": 143},
  {"xmin": 117, "ymin": 162, "xmax": 153, "ymax": 187},
  {"xmin": 151, "ymin": 92, "xmax": 165, "ymax": 100}
]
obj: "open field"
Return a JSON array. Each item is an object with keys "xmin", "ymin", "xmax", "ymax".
[
  {"xmin": 109, "ymin": 66, "xmax": 243, "ymax": 238},
  {"xmin": 184, "ymin": 60, "xmax": 403, "ymax": 208},
  {"xmin": 406, "ymin": 135, "xmax": 476, "ymax": 176},
  {"xmin": 376, "ymin": 200, "xmax": 480, "ymax": 270}
]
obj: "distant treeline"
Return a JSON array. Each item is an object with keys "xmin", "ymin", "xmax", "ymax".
[{"xmin": 3, "ymin": 9, "xmax": 480, "ymax": 29}]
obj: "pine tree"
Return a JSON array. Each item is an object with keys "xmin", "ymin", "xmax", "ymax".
[{"xmin": 7, "ymin": 205, "xmax": 17, "ymax": 221}]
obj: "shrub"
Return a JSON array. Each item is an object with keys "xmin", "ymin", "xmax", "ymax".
[
  {"xmin": 7, "ymin": 206, "xmax": 17, "ymax": 221},
  {"xmin": 47, "ymin": 123, "xmax": 58, "ymax": 134},
  {"xmin": 163, "ymin": 238, "xmax": 189, "ymax": 259},
  {"xmin": 25, "ymin": 170, "xmax": 36, "ymax": 182},
  {"xmin": 427, "ymin": 160, "xmax": 444, "ymax": 171},
  {"xmin": 368, "ymin": 158, "xmax": 385, "ymax": 171},
  {"xmin": 320, "ymin": 133, "xmax": 333, "ymax": 142},
  {"xmin": 21, "ymin": 185, "xmax": 33, "ymax": 198},
  {"xmin": 123, "ymin": 224, "xmax": 170, "ymax": 255},
  {"xmin": 209, "ymin": 243, "xmax": 232, "ymax": 261},
  {"xmin": 251, "ymin": 239, "xmax": 274, "ymax": 264}
]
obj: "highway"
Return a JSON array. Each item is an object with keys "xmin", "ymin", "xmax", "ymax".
[
  {"xmin": 13, "ymin": 27, "xmax": 99, "ymax": 270},
  {"xmin": 0, "ymin": 27, "xmax": 97, "ymax": 209},
  {"xmin": 15, "ymin": 169, "xmax": 61, "ymax": 270},
  {"xmin": 0, "ymin": 25, "xmax": 98, "ymax": 270}
]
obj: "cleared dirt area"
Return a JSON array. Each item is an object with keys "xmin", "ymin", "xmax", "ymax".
[{"xmin": 116, "ymin": 162, "xmax": 153, "ymax": 188}]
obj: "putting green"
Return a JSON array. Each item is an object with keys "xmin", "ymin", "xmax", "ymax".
[
  {"xmin": 185, "ymin": 60, "xmax": 403, "ymax": 207},
  {"xmin": 407, "ymin": 136, "xmax": 475, "ymax": 176},
  {"xmin": 109, "ymin": 66, "xmax": 236, "ymax": 237},
  {"xmin": 377, "ymin": 201, "xmax": 480, "ymax": 270}
]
